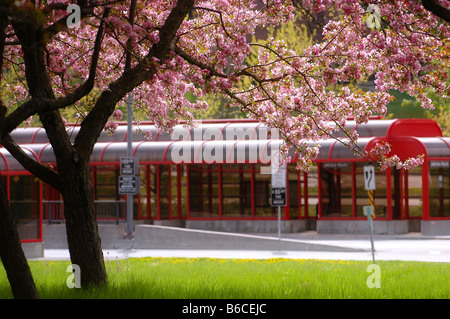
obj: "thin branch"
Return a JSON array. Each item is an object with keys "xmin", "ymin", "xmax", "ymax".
[
  {"xmin": 192, "ymin": 6, "xmax": 234, "ymax": 39},
  {"xmin": 74, "ymin": 0, "xmax": 195, "ymax": 157},
  {"xmin": 2, "ymin": 8, "xmax": 110, "ymax": 136},
  {"xmin": 226, "ymin": 87, "xmax": 374, "ymax": 164},
  {"xmin": 174, "ymin": 45, "xmax": 227, "ymax": 78}
]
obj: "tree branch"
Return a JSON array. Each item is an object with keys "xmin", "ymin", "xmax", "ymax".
[
  {"xmin": 2, "ymin": 8, "xmax": 110, "ymax": 137},
  {"xmin": 124, "ymin": 0, "xmax": 137, "ymax": 72},
  {"xmin": 12, "ymin": 12, "xmax": 74, "ymax": 172},
  {"xmin": 174, "ymin": 45, "xmax": 227, "ymax": 78},
  {"xmin": 192, "ymin": 6, "xmax": 234, "ymax": 39},
  {"xmin": 1, "ymin": 135, "xmax": 62, "ymax": 192},
  {"xmin": 42, "ymin": 1, "xmax": 95, "ymax": 42},
  {"xmin": 422, "ymin": 0, "xmax": 450, "ymax": 22},
  {"xmin": 74, "ymin": 0, "xmax": 195, "ymax": 157}
]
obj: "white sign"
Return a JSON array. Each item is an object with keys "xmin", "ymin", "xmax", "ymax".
[
  {"xmin": 271, "ymin": 163, "xmax": 286, "ymax": 206},
  {"xmin": 271, "ymin": 163, "xmax": 287, "ymax": 188},
  {"xmin": 118, "ymin": 175, "xmax": 140, "ymax": 195},
  {"xmin": 364, "ymin": 165, "xmax": 376, "ymax": 190},
  {"xmin": 120, "ymin": 157, "xmax": 139, "ymax": 175},
  {"xmin": 430, "ymin": 161, "xmax": 450, "ymax": 168}
]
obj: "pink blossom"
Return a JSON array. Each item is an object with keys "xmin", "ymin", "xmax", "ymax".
[{"xmin": 4, "ymin": 0, "xmax": 448, "ymax": 171}]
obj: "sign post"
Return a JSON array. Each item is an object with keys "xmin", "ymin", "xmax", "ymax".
[
  {"xmin": 119, "ymin": 94, "xmax": 137, "ymax": 238},
  {"xmin": 271, "ymin": 162, "xmax": 286, "ymax": 240},
  {"xmin": 363, "ymin": 206, "xmax": 376, "ymax": 264},
  {"xmin": 363, "ymin": 165, "xmax": 376, "ymax": 263}
]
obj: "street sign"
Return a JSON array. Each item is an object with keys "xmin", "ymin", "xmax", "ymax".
[
  {"xmin": 120, "ymin": 157, "xmax": 139, "ymax": 175},
  {"xmin": 430, "ymin": 161, "xmax": 450, "ymax": 168},
  {"xmin": 271, "ymin": 188, "xmax": 286, "ymax": 206},
  {"xmin": 364, "ymin": 165, "xmax": 376, "ymax": 190},
  {"xmin": 271, "ymin": 162, "xmax": 287, "ymax": 239},
  {"xmin": 118, "ymin": 175, "xmax": 140, "ymax": 195},
  {"xmin": 323, "ymin": 162, "xmax": 349, "ymax": 169},
  {"xmin": 271, "ymin": 163, "xmax": 286, "ymax": 206},
  {"xmin": 271, "ymin": 163, "xmax": 287, "ymax": 188}
]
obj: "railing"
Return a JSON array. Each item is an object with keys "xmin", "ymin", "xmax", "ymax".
[
  {"xmin": 42, "ymin": 200, "xmax": 126, "ymax": 224},
  {"xmin": 95, "ymin": 200, "xmax": 127, "ymax": 224}
]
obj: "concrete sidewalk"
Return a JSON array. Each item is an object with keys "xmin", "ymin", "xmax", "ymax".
[{"xmin": 35, "ymin": 224, "xmax": 450, "ymax": 263}]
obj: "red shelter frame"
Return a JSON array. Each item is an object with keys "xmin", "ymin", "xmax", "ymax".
[{"xmin": 3, "ymin": 118, "xmax": 450, "ymax": 242}]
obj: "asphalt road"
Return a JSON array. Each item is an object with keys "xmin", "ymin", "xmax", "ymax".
[{"xmin": 36, "ymin": 231, "xmax": 450, "ymax": 263}]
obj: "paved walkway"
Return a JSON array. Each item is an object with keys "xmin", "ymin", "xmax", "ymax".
[{"xmin": 35, "ymin": 230, "xmax": 450, "ymax": 263}]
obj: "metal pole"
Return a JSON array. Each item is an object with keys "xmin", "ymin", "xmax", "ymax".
[
  {"xmin": 368, "ymin": 190, "xmax": 375, "ymax": 263},
  {"xmin": 278, "ymin": 205, "xmax": 281, "ymax": 240},
  {"xmin": 126, "ymin": 93, "xmax": 134, "ymax": 237},
  {"xmin": 368, "ymin": 190, "xmax": 375, "ymax": 217},
  {"xmin": 368, "ymin": 215, "xmax": 376, "ymax": 264}
]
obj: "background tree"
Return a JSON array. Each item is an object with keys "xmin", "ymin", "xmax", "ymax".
[
  {"xmin": 0, "ymin": 0, "xmax": 448, "ymax": 297},
  {"xmin": 0, "ymin": 3, "xmax": 38, "ymax": 298}
]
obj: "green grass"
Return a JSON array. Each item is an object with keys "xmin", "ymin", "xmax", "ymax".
[{"xmin": 1, "ymin": 257, "xmax": 450, "ymax": 299}]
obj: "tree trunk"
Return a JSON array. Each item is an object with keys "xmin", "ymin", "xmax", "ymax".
[
  {"xmin": 0, "ymin": 179, "xmax": 39, "ymax": 299},
  {"xmin": 36, "ymin": 108, "xmax": 108, "ymax": 288},
  {"xmin": 59, "ymin": 153, "xmax": 107, "ymax": 288}
]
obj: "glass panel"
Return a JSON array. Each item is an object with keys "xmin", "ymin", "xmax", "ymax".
[
  {"xmin": 179, "ymin": 165, "xmax": 188, "ymax": 218},
  {"xmin": 429, "ymin": 163, "xmax": 450, "ymax": 217},
  {"xmin": 319, "ymin": 163, "xmax": 353, "ymax": 217},
  {"xmin": 188, "ymin": 164, "xmax": 220, "ymax": 218},
  {"xmin": 95, "ymin": 165, "xmax": 119, "ymax": 200},
  {"xmin": 188, "ymin": 164, "xmax": 202, "ymax": 216},
  {"xmin": 159, "ymin": 165, "xmax": 171, "ymax": 219},
  {"xmin": 10, "ymin": 175, "xmax": 40, "ymax": 240},
  {"xmin": 288, "ymin": 164, "xmax": 300, "ymax": 219},
  {"xmin": 254, "ymin": 164, "xmax": 275, "ymax": 217},
  {"xmin": 137, "ymin": 165, "xmax": 149, "ymax": 219},
  {"xmin": 222, "ymin": 164, "xmax": 252, "ymax": 217},
  {"xmin": 405, "ymin": 167, "xmax": 423, "ymax": 218},
  {"xmin": 94, "ymin": 165, "xmax": 124, "ymax": 222},
  {"xmin": 306, "ymin": 165, "xmax": 319, "ymax": 218},
  {"xmin": 149, "ymin": 165, "xmax": 157, "ymax": 219},
  {"xmin": 42, "ymin": 182, "xmax": 63, "ymax": 222},
  {"xmin": 171, "ymin": 165, "xmax": 179, "ymax": 218},
  {"xmin": 391, "ymin": 168, "xmax": 403, "ymax": 219},
  {"xmin": 355, "ymin": 163, "xmax": 388, "ymax": 218}
]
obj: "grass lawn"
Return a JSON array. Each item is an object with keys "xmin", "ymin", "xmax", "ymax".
[{"xmin": 1, "ymin": 257, "xmax": 450, "ymax": 299}]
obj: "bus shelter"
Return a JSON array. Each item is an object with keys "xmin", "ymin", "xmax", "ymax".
[{"xmin": 2, "ymin": 118, "xmax": 450, "ymax": 239}]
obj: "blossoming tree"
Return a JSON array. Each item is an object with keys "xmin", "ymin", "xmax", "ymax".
[{"xmin": 0, "ymin": 0, "xmax": 448, "ymax": 297}]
